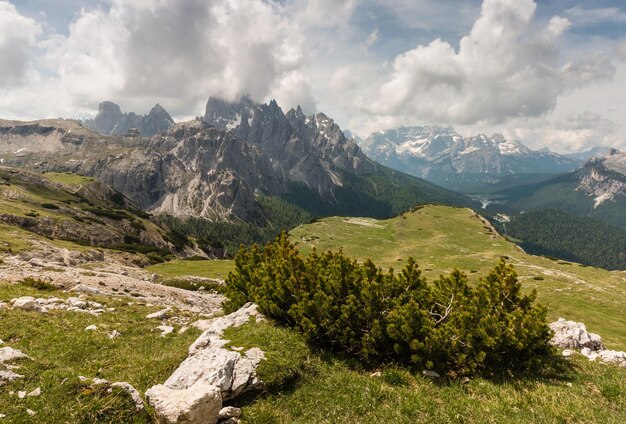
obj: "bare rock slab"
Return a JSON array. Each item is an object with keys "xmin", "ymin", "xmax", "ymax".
[{"xmin": 146, "ymin": 381, "xmax": 221, "ymax": 424}]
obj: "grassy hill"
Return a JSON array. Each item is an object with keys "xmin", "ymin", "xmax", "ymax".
[
  {"xmin": 289, "ymin": 205, "xmax": 626, "ymax": 350},
  {"xmin": 152, "ymin": 204, "xmax": 626, "ymax": 351}
]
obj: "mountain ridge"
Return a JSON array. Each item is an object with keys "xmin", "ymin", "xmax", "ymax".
[{"xmin": 361, "ymin": 125, "xmax": 581, "ymax": 191}]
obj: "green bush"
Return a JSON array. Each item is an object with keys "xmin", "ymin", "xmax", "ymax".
[
  {"xmin": 41, "ymin": 203, "xmax": 60, "ymax": 210},
  {"xmin": 224, "ymin": 233, "xmax": 552, "ymax": 376},
  {"xmin": 20, "ymin": 277, "xmax": 57, "ymax": 291}
]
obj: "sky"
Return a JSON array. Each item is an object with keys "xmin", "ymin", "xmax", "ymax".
[{"xmin": 1, "ymin": 0, "xmax": 625, "ymax": 153}]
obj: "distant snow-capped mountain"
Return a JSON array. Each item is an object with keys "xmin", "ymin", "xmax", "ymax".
[{"xmin": 360, "ymin": 126, "xmax": 580, "ymax": 191}]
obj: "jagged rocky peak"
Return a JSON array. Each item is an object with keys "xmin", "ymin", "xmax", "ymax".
[
  {"xmin": 203, "ymin": 95, "xmax": 257, "ymax": 130},
  {"xmin": 83, "ymin": 101, "xmax": 174, "ymax": 137},
  {"xmin": 202, "ymin": 95, "xmax": 371, "ymax": 175}
]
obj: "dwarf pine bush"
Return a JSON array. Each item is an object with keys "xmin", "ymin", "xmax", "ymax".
[{"xmin": 224, "ymin": 233, "xmax": 552, "ymax": 376}]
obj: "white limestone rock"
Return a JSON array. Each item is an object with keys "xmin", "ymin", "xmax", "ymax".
[
  {"xmin": 11, "ymin": 296, "xmax": 36, "ymax": 311},
  {"xmin": 549, "ymin": 318, "xmax": 604, "ymax": 351},
  {"xmin": 157, "ymin": 325, "xmax": 175, "ymax": 337},
  {"xmin": 85, "ymin": 325, "xmax": 98, "ymax": 331},
  {"xmin": 0, "ymin": 347, "xmax": 29, "ymax": 363},
  {"xmin": 218, "ymin": 406, "xmax": 241, "ymax": 420},
  {"xmin": 111, "ymin": 382, "xmax": 145, "ymax": 412},
  {"xmin": 147, "ymin": 308, "xmax": 171, "ymax": 320},
  {"xmin": 0, "ymin": 370, "xmax": 24, "ymax": 382},
  {"xmin": 146, "ymin": 381, "xmax": 221, "ymax": 424},
  {"xmin": 27, "ymin": 387, "xmax": 41, "ymax": 397},
  {"xmin": 108, "ymin": 330, "xmax": 121, "ymax": 339}
]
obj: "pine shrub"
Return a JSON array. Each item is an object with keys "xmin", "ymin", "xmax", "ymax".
[{"xmin": 224, "ymin": 233, "xmax": 552, "ymax": 376}]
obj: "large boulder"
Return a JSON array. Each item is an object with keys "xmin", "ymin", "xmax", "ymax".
[
  {"xmin": 146, "ymin": 303, "xmax": 266, "ymax": 423},
  {"xmin": 145, "ymin": 381, "xmax": 221, "ymax": 424},
  {"xmin": 549, "ymin": 318, "xmax": 604, "ymax": 351}
]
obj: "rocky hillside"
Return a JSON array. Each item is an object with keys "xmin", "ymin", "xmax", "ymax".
[
  {"xmin": 495, "ymin": 149, "xmax": 626, "ymax": 229},
  {"xmin": 0, "ymin": 102, "xmax": 475, "ymax": 224},
  {"xmin": 0, "ymin": 167, "xmax": 190, "ymax": 265},
  {"xmin": 361, "ymin": 126, "xmax": 579, "ymax": 191},
  {"xmin": 83, "ymin": 101, "xmax": 174, "ymax": 137}
]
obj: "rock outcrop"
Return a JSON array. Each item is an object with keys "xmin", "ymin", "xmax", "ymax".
[
  {"xmin": 549, "ymin": 318, "xmax": 604, "ymax": 351},
  {"xmin": 550, "ymin": 318, "xmax": 626, "ymax": 368},
  {"xmin": 146, "ymin": 303, "xmax": 265, "ymax": 424}
]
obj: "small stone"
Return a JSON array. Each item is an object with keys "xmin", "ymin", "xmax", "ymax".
[
  {"xmin": 29, "ymin": 258, "xmax": 45, "ymax": 267},
  {"xmin": 0, "ymin": 370, "xmax": 24, "ymax": 382},
  {"xmin": 108, "ymin": 330, "xmax": 121, "ymax": 339},
  {"xmin": 146, "ymin": 308, "xmax": 170, "ymax": 320},
  {"xmin": 27, "ymin": 387, "xmax": 41, "ymax": 397},
  {"xmin": 369, "ymin": 371, "xmax": 381, "ymax": 377},
  {"xmin": 93, "ymin": 378, "xmax": 109, "ymax": 386},
  {"xmin": 460, "ymin": 377, "xmax": 470, "ymax": 385},
  {"xmin": 219, "ymin": 406, "xmax": 242, "ymax": 420},
  {"xmin": 422, "ymin": 370, "xmax": 440, "ymax": 378},
  {"xmin": 26, "ymin": 409, "xmax": 35, "ymax": 416},
  {"xmin": 580, "ymin": 347, "xmax": 592, "ymax": 358},
  {"xmin": 157, "ymin": 325, "xmax": 174, "ymax": 337},
  {"xmin": 85, "ymin": 325, "xmax": 98, "ymax": 331},
  {"xmin": 12, "ymin": 297, "xmax": 36, "ymax": 311},
  {"xmin": 0, "ymin": 347, "xmax": 29, "ymax": 363},
  {"xmin": 562, "ymin": 349, "xmax": 575, "ymax": 357},
  {"xmin": 66, "ymin": 297, "xmax": 88, "ymax": 309},
  {"xmin": 0, "ymin": 413, "xmax": 6, "ymax": 418},
  {"xmin": 111, "ymin": 382, "xmax": 145, "ymax": 412},
  {"xmin": 18, "ymin": 391, "xmax": 26, "ymax": 399}
]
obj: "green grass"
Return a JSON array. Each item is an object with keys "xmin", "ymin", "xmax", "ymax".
[
  {"xmin": 147, "ymin": 258, "xmax": 234, "ymax": 280},
  {"xmin": 42, "ymin": 172, "xmax": 96, "ymax": 186},
  {"xmin": 0, "ymin": 281, "xmax": 201, "ymax": 423},
  {"xmin": 290, "ymin": 205, "xmax": 626, "ymax": 351},
  {"xmin": 225, "ymin": 321, "xmax": 626, "ymax": 424}
]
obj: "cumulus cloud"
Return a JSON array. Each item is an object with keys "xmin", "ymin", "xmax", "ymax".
[
  {"xmin": 505, "ymin": 112, "xmax": 626, "ymax": 153},
  {"xmin": 360, "ymin": 0, "xmax": 615, "ymax": 126},
  {"xmin": 0, "ymin": 1, "xmax": 41, "ymax": 87},
  {"xmin": 0, "ymin": 0, "xmax": 315, "ymax": 118}
]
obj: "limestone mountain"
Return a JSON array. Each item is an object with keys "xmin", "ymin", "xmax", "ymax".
[
  {"xmin": 361, "ymin": 126, "xmax": 580, "ymax": 192},
  {"xmin": 497, "ymin": 149, "xmax": 626, "ymax": 229},
  {"xmin": 83, "ymin": 102, "xmax": 174, "ymax": 137},
  {"xmin": 0, "ymin": 100, "xmax": 475, "ymax": 224}
]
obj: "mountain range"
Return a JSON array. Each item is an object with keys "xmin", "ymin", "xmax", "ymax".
[
  {"xmin": 0, "ymin": 98, "xmax": 473, "ymax": 226},
  {"xmin": 360, "ymin": 126, "xmax": 582, "ymax": 192}
]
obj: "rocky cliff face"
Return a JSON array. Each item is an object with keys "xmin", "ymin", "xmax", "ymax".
[
  {"xmin": 204, "ymin": 97, "xmax": 372, "ymax": 190},
  {"xmin": 83, "ymin": 102, "xmax": 174, "ymax": 137},
  {"xmin": 361, "ymin": 126, "xmax": 579, "ymax": 190},
  {"xmin": 575, "ymin": 149, "xmax": 626, "ymax": 208}
]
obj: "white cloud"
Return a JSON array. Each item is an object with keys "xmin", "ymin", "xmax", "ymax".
[
  {"xmin": 504, "ymin": 112, "xmax": 626, "ymax": 154},
  {"xmin": 565, "ymin": 5, "xmax": 626, "ymax": 25},
  {"xmin": 295, "ymin": 0, "xmax": 358, "ymax": 29},
  {"xmin": 0, "ymin": 0, "xmax": 315, "ymax": 119},
  {"xmin": 359, "ymin": 0, "xmax": 615, "ymax": 127},
  {"xmin": 0, "ymin": 1, "xmax": 41, "ymax": 87}
]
